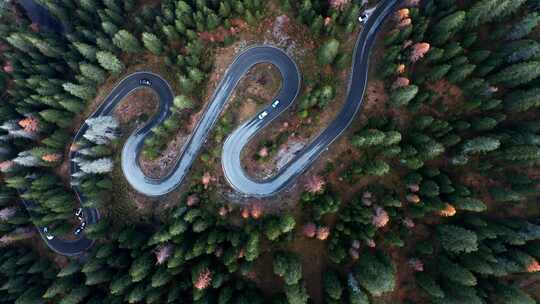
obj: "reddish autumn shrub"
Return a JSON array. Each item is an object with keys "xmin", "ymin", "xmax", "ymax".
[
  {"xmin": 410, "ymin": 42, "xmax": 431, "ymax": 62},
  {"xmin": 250, "ymin": 203, "xmax": 263, "ymax": 219},
  {"xmin": 406, "ymin": 194, "xmax": 420, "ymax": 204},
  {"xmin": 397, "ymin": 64, "xmax": 406, "ymax": 74},
  {"xmin": 194, "ymin": 268, "xmax": 212, "ymax": 290},
  {"xmin": 324, "ymin": 17, "xmax": 332, "ymax": 26},
  {"xmin": 527, "ymin": 259, "xmax": 540, "ymax": 273},
  {"xmin": 201, "ymin": 172, "xmax": 212, "ymax": 189},
  {"xmin": 0, "ymin": 161, "xmax": 14, "ymax": 172},
  {"xmin": 3, "ymin": 63, "xmax": 13, "ymax": 73},
  {"xmin": 304, "ymin": 175, "xmax": 325, "ymax": 194},
  {"xmin": 439, "ymin": 203, "xmax": 456, "ymax": 217},
  {"xmin": 238, "ymin": 248, "xmax": 245, "ymax": 259},
  {"xmin": 18, "ymin": 117, "xmax": 38, "ymax": 133},
  {"xmin": 258, "ymin": 147, "xmax": 269, "ymax": 158},
  {"xmin": 392, "ymin": 77, "xmax": 410, "ymax": 89},
  {"xmin": 395, "ymin": 8, "xmax": 409, "ymax": 21},
  {"xmin": 316, "ymin": 226, "xmax": 330, "ymax": 240},
  {"xmin": 303, "ymin": 223, "xmax": 317, "ymax": 238},
  {"xmin": 42, "ymin": 153, "xmax": 62, "ymax": 162},
  {"xmin": 372, "ymin": 207, "xmax": 390, "ymax": 228}
]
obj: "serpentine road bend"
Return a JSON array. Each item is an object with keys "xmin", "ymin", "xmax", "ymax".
[
  {"xmin": 20, "ymin": 0, "xmax": 402, "ymax": 255},
  {"xmin": 223, "ymin": 0, "xmax": 401, "ymax": 196},
  {"xmin": 121, "ymin": 48, "xmax": 300, "ymax": 196}
]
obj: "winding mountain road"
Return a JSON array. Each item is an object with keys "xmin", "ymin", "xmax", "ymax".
[
  {"xmin": 23, "ymin": 0, "xmax": 401, "ymax": 255},
  {"xmin": 122, "ymin": 47, "xmax": 301, "ymax": 196}
]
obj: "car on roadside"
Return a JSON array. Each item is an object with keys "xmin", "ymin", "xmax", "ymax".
[
  {"xmin": 272, "ymin": 100, "xmax": 280, "ymax": 108},
  {"xmin": 258, "ymin": 111, "xmax": 268, "ymax": 120},
  {"xmin": 140, "ymin": 79, "xmax": 152, "ymax": 86},
  {"xmin": 358, "ymin": 12, "xmax": 370, "ymax": 23},
  {"xmin": 43, "ymin": 227, "xmax": 54, "ymax": 240}
]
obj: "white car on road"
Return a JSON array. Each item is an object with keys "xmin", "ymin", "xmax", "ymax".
[
  {"xmin": 272, "ymin": 100, "xmax": 280, "ymax": 108},
  {"xmin": 75, "ymin": 208, "xmax": 83, "ymax": 219},
  {"xmin": 358, "ymin": 12, "xmax": 369, "ymax": 23},
  {"xmin": 43, "ymin": 227, "xmax": 54, "ymax": 240},
  {"xmin": 140, "ymin": 79, "xmax": 152, "ymax": 86},
  {"xmin": 75, "ymin": 221, "xmax": 86, "ymax": 236},
  {"xmin": 258, "ymin": 111, "xmax": 268, "ymax": 120},
  {"xmin": 358, "ymin": 7, "xmax": 376, "ymax": 24}
]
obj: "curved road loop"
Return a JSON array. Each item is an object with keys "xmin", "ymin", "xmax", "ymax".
[{"xmin": 22, "ymin": 0, "xmax": 401, "ymax": 255}]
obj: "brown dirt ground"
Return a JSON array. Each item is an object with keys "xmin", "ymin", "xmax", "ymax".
[
  {"xmin": 288, "ymin": 230, "xmax": 330, "ymax": 301},
  {"xmin": 425, "ymin": 79, "xmax": 465, "ymax": 115},
  {"xmin": 114, "ymin": 89, "xmax": 158, "ymax": 125}
]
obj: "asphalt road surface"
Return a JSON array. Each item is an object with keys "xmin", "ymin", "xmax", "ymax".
[
  {"xmin": 21, "ymin": 0, "xmax": 401, "ymax": 255},
  {"xmin": 20, "ymin": 199, "xmax": 98, "ymax": 256}
]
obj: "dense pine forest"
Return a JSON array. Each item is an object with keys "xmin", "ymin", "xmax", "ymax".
[{"xmin": 0, "ymin": 0, "xmax": 539, "ymax": 303}]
